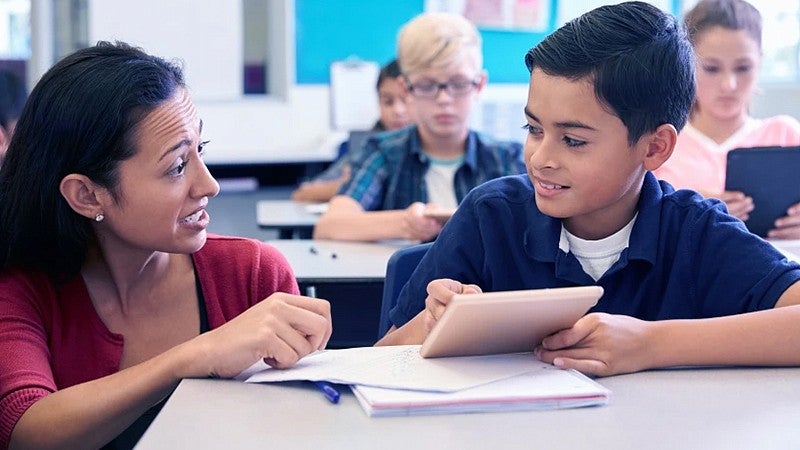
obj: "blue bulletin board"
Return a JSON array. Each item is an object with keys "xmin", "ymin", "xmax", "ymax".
[
  {"xmin": 294, "ymin": 0, "xmax": 681, "ymax": 85},
  {"xmin": 294, "ymin": 0, "xmax": 556, "ymax": 84}
]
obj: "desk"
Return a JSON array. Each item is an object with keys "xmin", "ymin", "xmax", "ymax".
[
  {"xmin": 268, "ymin": 239, "xmax": 410, "ymax": 347},
  {"xmin": 256, "ymin": 199, "xmax": 324, "ymax": 238},
  {"xmin": 771, "ymin": 239, "xmax": 800, "ymax": 262},
  {"xmin": 137, "ymin": 367, "xmax": 800, "ymax": 449}
]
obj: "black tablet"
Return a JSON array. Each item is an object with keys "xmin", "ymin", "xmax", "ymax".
[{"xmin": 725, "ymin": 146, "xmax": 800, "ymax": 237}]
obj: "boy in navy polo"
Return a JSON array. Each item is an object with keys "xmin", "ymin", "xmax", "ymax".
[{"xmin": 377, "ymin": 1, "xmax": 800, "ymax": 377}]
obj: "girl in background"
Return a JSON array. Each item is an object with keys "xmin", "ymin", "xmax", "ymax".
[{"xmin": 655, "ymin": 0, "xmax": 800, "ymax": 239}]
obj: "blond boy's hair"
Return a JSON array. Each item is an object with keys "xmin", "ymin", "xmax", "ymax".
[{"xmin": 397, "ymin": 12, "xmax": 482, "ymax": 76}]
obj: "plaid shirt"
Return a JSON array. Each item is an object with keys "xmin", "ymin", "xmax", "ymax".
[{"xmin": 339, "ymin": 125, "xmax": 525, "ymax": 211}]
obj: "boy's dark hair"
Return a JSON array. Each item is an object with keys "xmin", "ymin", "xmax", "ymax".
[
  {"xmin": 683, "ymin": 0, "xmax": 761, "ymax": 48},
  {"xmin": 0, "ymin": 41, "xmax": 185, "ymax": 278},
  {"xmin": 0, "ymin": 69, "xmax": 26, "ymax": 131},
  {"xmin": 376, "ymin": 59, "xmax": 402, "ymax": 90},
  {"xmin": 524, "ymin": 1, "xmax": 695, "ymax": 145}
]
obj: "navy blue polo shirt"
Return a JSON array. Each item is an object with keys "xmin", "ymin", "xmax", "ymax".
[{"xmin": 389, "ymin": 172, "xmax": 800, "ymax": 328}]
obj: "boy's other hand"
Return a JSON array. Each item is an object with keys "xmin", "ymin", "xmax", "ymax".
[
  {"xmin": 534, "ymin": 312, "xmax": 653, "ymax": 377},
  {"xmin": 768, "ymin": 202, "xmax": 800, "ymax": 239},
  {"xmin": 423, "ymin": 278, "xmax": 482, "ymax": 332}
]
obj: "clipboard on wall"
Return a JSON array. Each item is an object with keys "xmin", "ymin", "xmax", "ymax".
[{"xmin": 330, "ymin": 58, "xmax": 380, "ymax": 131}]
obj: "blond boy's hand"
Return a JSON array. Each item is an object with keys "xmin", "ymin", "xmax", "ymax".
[
  {"xmin": 402, "ymin": 202, "xmax": 443, "ymax": 241},
  {"xmin": 533, "ymin": 312, "xmax": 654, "ymax": 377},
  {"xmin": 423, "ymin": 279, "xmax": 482, "ymax": 332}
]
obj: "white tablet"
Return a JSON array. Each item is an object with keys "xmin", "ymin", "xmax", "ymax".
[{"xmin": 419, "ymin": 286, "xmax": 604, "ymax": 358}]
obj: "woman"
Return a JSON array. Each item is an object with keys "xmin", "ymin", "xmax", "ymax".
[
  {"xmin": 655, "ymin": 0, "xmax": 800, "ymax": 238},
  {"xmin": 0, "ymin": 42, "xmax": 332, "ymax": 449}
]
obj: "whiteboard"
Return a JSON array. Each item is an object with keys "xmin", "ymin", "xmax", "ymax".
[{"xmin": 329, "ymin": 59, "xmax": 380, "ymax": 131}]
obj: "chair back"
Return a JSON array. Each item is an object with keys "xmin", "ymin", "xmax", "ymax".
[{"xmin": 378, "ymin": 242, "xmax": 433, "ymax": 338}]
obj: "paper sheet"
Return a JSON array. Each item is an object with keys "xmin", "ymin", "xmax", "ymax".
[{"xmin": 244, "ymin": 345, "xmax": 549, "ymax": 392}]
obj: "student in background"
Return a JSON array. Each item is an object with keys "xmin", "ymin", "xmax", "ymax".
[
  {"xmin": 314, "ymin": 12, "xmax": 525, "ymax": 242},
  {"xmin": 377, "ymin": 2, "xmax": 800, "ymax": 377},
  {"xmin": 291, "ymin": 59, "xmax": 412, "ymax": 202},
  {"xmin": 0, "ymin": 69, "xmax": 27, "ymax": 166},
  {"xmin": 0, "ymin": 42, "xmax": 332, "ymax": 449},
  {"xmin": 655, "ymin": 0, "xmax": 800, "ymax": 238}
]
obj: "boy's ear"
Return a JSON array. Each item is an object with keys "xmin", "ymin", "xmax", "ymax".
[
  {"xmin": 642, "ymin": 123, "xmax": 677, "ymax": 171},
  {"xmin": 473, "ymin": 70, "xmax": 488, "ymax": 94},
  {"xmin": 59, "ymin": 174, "xmax": 109, "ymax": 221}
]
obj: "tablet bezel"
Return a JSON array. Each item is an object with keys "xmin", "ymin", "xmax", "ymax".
[
  {"xmin": 419, "ymin": 286, "xmax": 604, "ymax": 358},
  {"xmin": 725, "ymin": 146, "xmax": 800, "ymax": 237}
]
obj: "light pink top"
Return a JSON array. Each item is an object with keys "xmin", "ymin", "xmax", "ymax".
[{"xmin": 655, "ymin": 115, "xmax": 800, "ymax": 193}]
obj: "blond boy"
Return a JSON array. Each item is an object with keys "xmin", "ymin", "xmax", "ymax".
[{"xmin": 314, "ymin": 13, "xmax": 525, "ymax": 242}]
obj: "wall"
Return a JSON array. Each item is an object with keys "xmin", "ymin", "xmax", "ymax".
[{"xmin": 81, "ymin": 0, "xmax": 800, "ymax": 166}]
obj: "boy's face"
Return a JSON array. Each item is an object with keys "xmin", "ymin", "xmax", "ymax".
[
  {"xmin": 403, "ymin": 60, "xmax": 484, "ymax": 145},
  {"xmin": 523, "ymin": 68, "xmax": 649, "ymax": 240},
  {"xmin": 378, "ymin": 77, "xmax": 412, "ymax": 130}
]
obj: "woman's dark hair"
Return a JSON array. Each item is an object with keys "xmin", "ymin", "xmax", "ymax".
[
  {"xmin": 525, "ymin": 1, "xmax": 696, "ymax": 145},
  {"xmin": 376, "ymin": 59, "xmax": 402, "ymax": 90},
  {"xmin": 684, "ymin": 0, "xmax": 761, "ymax": 49},
  {"xmin": 0, "ymin": 41, "xmax": 185, "ymax": 278}
]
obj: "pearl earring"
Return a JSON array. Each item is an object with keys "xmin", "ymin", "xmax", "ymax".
[{"xmin": 95, "ymin": 213, "xmax": 104, "ymax": 222}]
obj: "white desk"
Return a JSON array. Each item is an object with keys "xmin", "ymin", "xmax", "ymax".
[
  {"xmin": 267, "ymin": 239, "xmax": 411, "ymax": 347},
  {"xmin": 771, "ymin": 239, "xmax": 800, "ymax": 262},
  {"xmin": 267, "ymin": 239, "xmax": 408, "ymax": 282},
  {"xmin": 137, "ymin": 367, "xmax": 800, "ymax": 449},
  {"xmin": 256, "ymin": 199, "xmax": 326, "ymax": 238}
]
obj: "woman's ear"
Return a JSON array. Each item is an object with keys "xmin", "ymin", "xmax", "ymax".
[
  {"xmin": 643, "ymin": 123, "xmax": 678, "ymax": 171},
  {"xmin": 59, "ymin": 174, "xmax": 108, "ymax": 221}
]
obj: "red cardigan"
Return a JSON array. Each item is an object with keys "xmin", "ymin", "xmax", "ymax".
[{"xmin": 0, "ymin": 235, "xmax": 299, "ymax": 448}]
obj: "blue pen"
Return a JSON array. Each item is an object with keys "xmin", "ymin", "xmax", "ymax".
[{"xmin": 313, "ymin": 381, "xmax": 340, "ymax": 404}]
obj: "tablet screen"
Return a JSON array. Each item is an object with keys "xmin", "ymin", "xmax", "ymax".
[{"xmin": 420, "ymin": 286, "xmax": 603, "ymax": 358}]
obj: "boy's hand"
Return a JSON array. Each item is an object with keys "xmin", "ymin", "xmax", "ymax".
[
  {"xmin": 533, "ymin": 313, "xmax": 653, "ymax": 377},
  {"xmin": 423, "ymin": 279, "xmax": 482, "ymax": 332},
  {"xmin": 402, "ymin": 202, "xmax": 443, "ymax": 241},
  {"xmin": 768, "ymin": 202, "xmax": 800, "ymax": 239}
]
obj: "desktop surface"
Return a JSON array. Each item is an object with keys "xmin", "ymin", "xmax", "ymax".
[{"xmin": 137, "ymin": 366, "xmax": 800, "ymax": 450}]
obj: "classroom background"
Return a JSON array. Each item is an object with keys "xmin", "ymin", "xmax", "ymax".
[{"xmin": 2, "ymin": 0, "xmax": 799, "ymax": 181}]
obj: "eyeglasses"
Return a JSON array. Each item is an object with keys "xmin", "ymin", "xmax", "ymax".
[{"xmin": 405, "ymin": 78, "xmax": 479, "ymax": 98}]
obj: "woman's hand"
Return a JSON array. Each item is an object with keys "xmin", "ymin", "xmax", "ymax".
[
  {"xmin": 189, "ymin": 293, "xmax": 332, "ymax": 378},
  {"xmin": 534, "ymin": 313, "xmax": 654, "ymax": 377}
]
